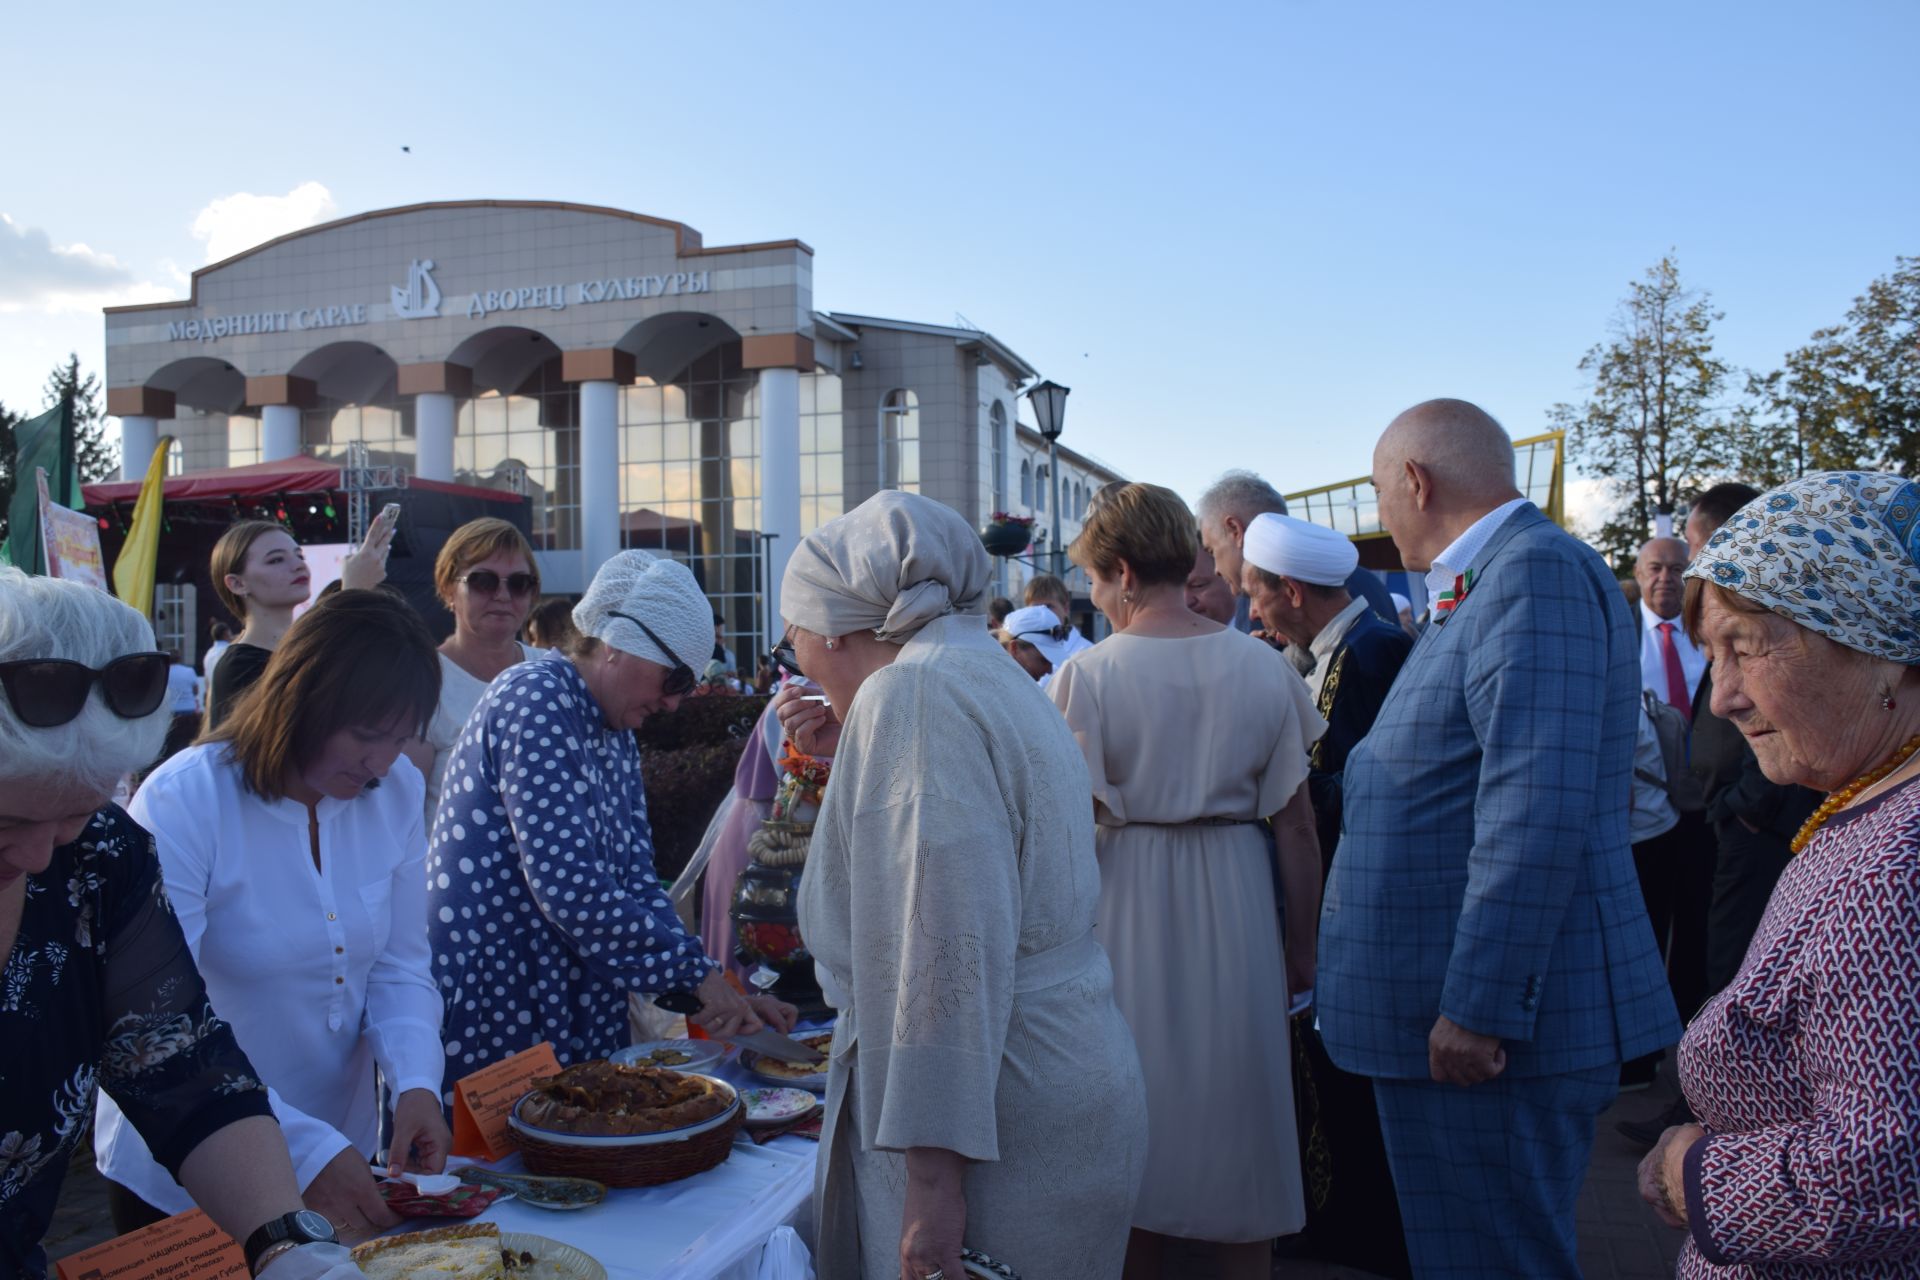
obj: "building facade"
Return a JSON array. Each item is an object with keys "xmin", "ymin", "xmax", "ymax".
[{"xmin": 103, "ymin": 200, "xmax": 1122, "ymax": 658}]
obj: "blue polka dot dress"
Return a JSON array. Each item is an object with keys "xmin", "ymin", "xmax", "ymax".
[{"xmin": 426, "ymin": 655, "xmax": 715, "ymax": 1079}]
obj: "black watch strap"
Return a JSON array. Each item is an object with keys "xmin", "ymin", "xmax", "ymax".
[{"xmin": 243, "ymin": 1209, "xmax": 336, "ymax": 1274}]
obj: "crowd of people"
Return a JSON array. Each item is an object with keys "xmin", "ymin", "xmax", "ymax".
[{"xmin": 2, "ymin": 395, "xmax": 1917, "ymax": 1280}]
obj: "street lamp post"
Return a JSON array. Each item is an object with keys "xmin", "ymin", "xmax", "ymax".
[{"xmin": 1027, "ymin": 380, "xmax": 1070, "ymax": 579}]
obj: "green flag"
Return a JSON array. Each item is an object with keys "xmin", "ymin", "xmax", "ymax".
[{"xmin": 1, "ymin": 401, "xmax": 76, "ymax": 572}]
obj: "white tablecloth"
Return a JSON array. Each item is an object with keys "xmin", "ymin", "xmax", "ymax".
[{"xmin": 441, "ymin": 1058, "xmax": 821, "ymax": 1280}]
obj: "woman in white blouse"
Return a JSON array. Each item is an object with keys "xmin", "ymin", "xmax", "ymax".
[
  {"xmin": 400, "ymin": 518, "xmax": 543, "ymax": 824},
  {"xmin": 95, "ymin": 589, "xmax": 450, "ymax": 1244}
]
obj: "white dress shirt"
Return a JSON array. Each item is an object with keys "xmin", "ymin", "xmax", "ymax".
[
  {"xmin": 1639, "ymin": 600, "xmax": 1707, "ymax": 709},
  {"xmin": 1630, "ymin": 700, "xmax": 1680, "ymax": 843},
  {"xmin": 1424, "ymin": 498, "xmax": 1531, "ymax": 604},
  {"xmin": 1306, "ymin": 596, "xmax": 1370, "ymax": 705},
  {"xmin": 96, "ymin": 745, "xmax": 443, "ymax": 1205}
]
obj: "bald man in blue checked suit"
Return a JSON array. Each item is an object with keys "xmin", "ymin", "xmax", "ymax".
[{"xmin": 1317, "ymin": 399, "xmax": 1680, "ymax": 1278}]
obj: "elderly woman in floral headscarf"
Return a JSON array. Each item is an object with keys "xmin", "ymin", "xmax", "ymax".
[
  {"xmin": 1635, "ymin": 472, "xmax": 1920, "ymax": 1277},
  {"xmin": 774, "ymin": 490, "xmax": 1146, "ymax": 1280}
]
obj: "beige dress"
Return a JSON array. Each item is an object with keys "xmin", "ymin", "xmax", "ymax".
[
  {"xmin": 423, "ymin": 643, "xmax": 537, "ymax": 823},
  {"xmin": 798, "ymin": 615, "xmax": 1148, "ymax": 1278},
  {"xmin": 1049, "ymin": 628, "xmax": 1325, "ymax": 1242}
]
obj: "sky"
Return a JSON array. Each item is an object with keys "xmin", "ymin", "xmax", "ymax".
[{"xmin": 3, "ymin": 0, "xmax": 1914, "ymax": 533}]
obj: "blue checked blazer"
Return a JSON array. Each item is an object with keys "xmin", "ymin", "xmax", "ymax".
[{"xmin": 1317, "ymin": 504, "xmax": 1680, "ymax": 1079}]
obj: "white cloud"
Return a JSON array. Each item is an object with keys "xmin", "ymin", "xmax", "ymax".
[
  {"xmin": 0, "ymin": 213, "xmax": 135, "ymax": 304},
  {"xmin": 191, "ymin": 181, "xmax": 338, "ymax": 264}
]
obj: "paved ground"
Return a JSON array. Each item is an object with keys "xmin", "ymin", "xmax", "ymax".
[{"xmin": 47, "ymin": 1075, "xmax": 1689, "ymax": 1277}]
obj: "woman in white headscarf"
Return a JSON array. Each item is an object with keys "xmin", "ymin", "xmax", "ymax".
[
  {"xmin": 775, "ymin": 490, "xmax": 1146, "ymax": 1280},
  {"xmin": 426, "ymin": 551, "xmax": 794, "ymax": 1078}
]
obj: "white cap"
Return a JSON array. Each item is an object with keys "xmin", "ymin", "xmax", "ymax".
[
  {"xmin": 573, "ymin": 550, "xmax": 713, "ymax": 672},
  {"xmin": 1003, "ymin": 604, "xmax": 1073, "ymax": 669},
  {"xmin": 1391, "ymin": 592, "xmax": 1412, "ymax": 614},
  {"xmin": 1243, "ymin": 513, "xmax": 1359, "ymax": 587}
]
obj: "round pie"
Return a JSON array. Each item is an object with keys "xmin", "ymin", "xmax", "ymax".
[
  {"xmin": 749, "ymin": 1032, "xmax": 833, "ymax": 1079},
  {"xmin": 516, "ymin": 1060, "xmax": 732, "ymax": 1136}
]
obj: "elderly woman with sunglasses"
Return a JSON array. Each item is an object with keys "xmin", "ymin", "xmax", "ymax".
[
  {"xmin": 428, "ymin": 550, "xmax": 795, "ymax": 1079},
  {"xmin": 0, "ymin": 569, "xmax": 365, "ymax": 1280},
  {"xmin": 398, "ymin": 518, "xmax": 544, "ymax": 824}
]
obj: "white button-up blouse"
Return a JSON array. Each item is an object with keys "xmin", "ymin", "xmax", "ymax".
[{"xmin": 94, "ymin": 744, "xmax": 443, "ymax": 1207}]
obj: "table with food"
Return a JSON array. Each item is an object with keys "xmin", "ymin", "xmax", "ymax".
[{"xmin": 342, "ymin": 1026, "xmax": 843, "ymax": 1280}]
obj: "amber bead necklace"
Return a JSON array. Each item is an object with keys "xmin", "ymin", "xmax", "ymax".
[{"xmin": 1791, "ymin": 732, "xmax": 1920, "ymax": 855}]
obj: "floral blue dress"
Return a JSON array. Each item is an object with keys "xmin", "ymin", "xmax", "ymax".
[
  {"xmin": 427, "ymin": 656, "xmax": 715, "ymax": 1080},
  {"xmin": 0, "ymin": 807, "xmax": 270, "ymax": 1278}
]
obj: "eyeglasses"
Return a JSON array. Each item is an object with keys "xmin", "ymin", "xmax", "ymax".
[
  {"xmin": 463, "ymin": 569, "xmax": 538, "ymax": 599},
  {"xmin": 770, "ymin": 638, "xmax": 805, "ymax": 680},
  {"xmin": 0, "ymin": 653, "xmax": 172, "ymax": 729},
  {"xmin": 607, "ymin": 611, "xmax": 697, "ymax": 695},
  {"xmin": 1012, "ymin": 625, "xmax": 1066, "ymax": 646}
]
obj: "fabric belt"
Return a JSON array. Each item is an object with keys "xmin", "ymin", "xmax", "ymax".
[{"xmin": 1113, "ymin": 816, "xmax": 1261, "ymax": 828}]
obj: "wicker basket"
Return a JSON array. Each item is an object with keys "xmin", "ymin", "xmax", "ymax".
[{"xmin": 511, "ymin": 1098, "xmax": 743, "ymax": 1188}]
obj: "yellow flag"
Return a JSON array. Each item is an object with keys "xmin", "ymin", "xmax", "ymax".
[{"xmin": 112, "ymin": 436, "xmax": 174, "ymax": 618}]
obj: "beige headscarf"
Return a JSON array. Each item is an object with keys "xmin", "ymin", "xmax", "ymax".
[{"xmin": 781, "ymin": 490, "xmax": 991, "ymax": 643}]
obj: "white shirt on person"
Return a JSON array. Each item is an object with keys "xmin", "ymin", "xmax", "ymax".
[
  {"xmin": 95, "ymin": 744, "xmax": 443, "ymax": 1206},
  {"xmin": 1424, "ymin": 498, "xmax": 1530, "ymax": 604},
  {"xmin": 423, "ymin": 644, "xmax": 541, "ymax": 825},
  {"xmin": 1630, "ymin": 701, "xmax": 1681, "ymax": 844},
  {"xmin": 1305, "ymin": 596, "xmax": 1369, "ymax": 706},
  {"xmin": 165, "ymin": 663, "xmax": 200, "ymax": 715},
  {"xmin": 1639, "ymin": 599, "xmax": 1706, "ymax": 709},
  {"xmin": 202, "ymin": 640, "xmax": 230, "ymax": 679}
]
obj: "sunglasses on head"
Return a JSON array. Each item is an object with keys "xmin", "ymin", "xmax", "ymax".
[
  {"xmin": 770, "ymin": 637, "xmax": 805, "ymax": 680},
  {"xmin": 607, "ymin": 611, "xmax": 697, "ymax": 695},
  {"xmin": 0, "ymin": 652, "xmax": 172, "ymax": 729},
  {"xmin": 463, "ymin": 569, "xmax": 538, "ymax": 599}
]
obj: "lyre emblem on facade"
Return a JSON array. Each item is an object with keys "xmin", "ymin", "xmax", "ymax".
[{"xmin": 390, "ymin": 259, "xmax": 442, "ymax": 319}]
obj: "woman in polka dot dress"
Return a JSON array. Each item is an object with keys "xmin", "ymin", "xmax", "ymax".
[{"xmin": 427, "ymin": 551, "xmax": 794, "ymax": 1079}]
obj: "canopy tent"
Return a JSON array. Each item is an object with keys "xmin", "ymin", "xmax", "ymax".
[{"xmin": 82, "ymin": 456, "xmax": 509, "ymax": 506}]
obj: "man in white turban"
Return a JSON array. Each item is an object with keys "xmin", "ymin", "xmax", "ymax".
[{"xmin": 1239, "ymin": 512, "xmax": 1418, "ymax": 1271}]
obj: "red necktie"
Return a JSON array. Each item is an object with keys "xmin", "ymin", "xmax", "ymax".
[{"xmin": 1657, "ymin": 622, "xmax": 1692, "ymax": 722}]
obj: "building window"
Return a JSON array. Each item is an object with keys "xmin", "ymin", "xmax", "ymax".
[
  {"xmin": 989, "ymin": 400, "xmax": 1007, "ymax": 514},
  {"xmin": 880, "ymin": 389, "xmax": 920, "ymax": 493},
  {"xmin": 800, "ymin": 372, "xmax": 844, "ymax": 534},
  {"xmin": 1036, "ymin": 464, "xmax": 1048, "ymax": 513},
  {"xmin": 1019, "ymin": 458, "xmax": 1032, "ymax": 507},
  {"xmin": 455, "ymin": 356, "xmax": 579, "ymax": 551},
  {"xmin": 227, "ymin": 414, "xmax": 261, "ymax": 467}
]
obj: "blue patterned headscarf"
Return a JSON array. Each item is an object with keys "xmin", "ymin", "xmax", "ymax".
[{"xmin": 1686, "ymin": 471, "xmax": 1920, "ymax": 664}]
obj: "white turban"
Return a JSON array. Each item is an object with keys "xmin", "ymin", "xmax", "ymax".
[
  {"xmin": 573, "ymin": 550, "xmax": 713, "ymax": 671},
  {"xmin": 1243, "ymin": 512, "xmax": 1359, "ymax": 587},
  {"xmin": 1003, "ymin": 604, "xmax": 1073, "ymax": 668},
  {"xmin": 782, "ymin": 490, "xmax": 990, "ymax": 644}
]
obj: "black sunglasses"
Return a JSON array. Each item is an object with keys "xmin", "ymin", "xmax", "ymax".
[
  {"xmin": 0, "ymin": 652, "xmax": 172, "ymax": 729},
  {"xmin": 770, "ymin": 638, "xmax": 805, "ymax": 680},
  {"xmin": 463, "ymin": 569, "xmax": 538, "ymax": 599},
  {"xmin": 607, "ymin": 611, "xmax": 697, "ymax": 695}
]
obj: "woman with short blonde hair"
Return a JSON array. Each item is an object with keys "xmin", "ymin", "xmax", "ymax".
[{"xmin": 1052, "ymin": 482, "xmax": 1325, "ymax": 1279}]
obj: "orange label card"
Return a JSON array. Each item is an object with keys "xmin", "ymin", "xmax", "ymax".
[
  {"xmin": 450, "ymin": 1040, "xmax": 561, "ymax": 1159},
  {"xmin": 56, "ymin": 1208, "xmax": 244, "ymax": 1280}
]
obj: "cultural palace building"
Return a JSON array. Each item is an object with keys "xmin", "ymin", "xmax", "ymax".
[{"xmin": 103, "ymin": 200, "xmax": 1122, "ymax": 658}]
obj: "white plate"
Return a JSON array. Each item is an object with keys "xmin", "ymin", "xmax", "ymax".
[
  {"xmin": 741, "ymin": 1028, "xmax": 834, "ymax": 1091},
  {"xmin": 609, "ymin": 1039, "xmax": 724, "ymax": 1072},
  {"xmin": 508, "ymin": 1077, "xmax": 738, "ymax": 1148},
  {"xmin": 501, "ymin": 1231, "xmax": 608, "ymax": 1280},
  {"xmin": 737, "ymin": 1086, "xmax": 820, "ymax": 1126}
]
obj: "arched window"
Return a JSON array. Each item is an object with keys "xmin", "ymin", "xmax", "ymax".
[
  {"xmin": 1036, "ymin": 465, "xmax": 1048, "ymax": 512},
  {"xmin": 1074, "ymin": 482, "xmax": 1085, "ymax": 520},
  {"xmin": 1019, "ymin": 459, "xmax": 1033, "ymax": 507},
  {"xmin": 880, "ymin": 389, "xmax": 920, "ymax": 493}
]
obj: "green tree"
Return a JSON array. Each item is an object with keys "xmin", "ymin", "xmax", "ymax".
[
  {"xmin": 43, "ymin": 352, "xmax": 118, "ymax": 483},
  {"xmin": 1752, "ymin": 256, "xmax": 1920, "ymax": 474},
  {"xmin": 1550, "ymin": 254, "xmax": 1737, "ymax": 566},
  {"xmin": 0, "ymin": 401, "xmax": 19, "ymax": 547}
]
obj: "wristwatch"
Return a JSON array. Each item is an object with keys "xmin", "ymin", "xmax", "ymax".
[{"xmin": 243, "ymin": 1209, "xmax": 336, "ymax": 1275}]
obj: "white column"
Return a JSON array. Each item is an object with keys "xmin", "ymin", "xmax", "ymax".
[
  {"xmin": 119, "ymin": 416, "xmax": 158, "ymax": 481},
  {"xmin": 261, "ymin": 404, "xmax": 302, "ymax": 461},
  {"xmin": 579, "ymin": 380, "xmax": 620, "ymax": 583},
  {"xmin": 759, "ymin": 368, "xmax": 802, "ymax": 634},
  {"xmin": 415, "ymin": 392, "xmax": 456, "ymax": 482}
]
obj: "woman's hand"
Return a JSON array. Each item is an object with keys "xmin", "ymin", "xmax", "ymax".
[
  {"xmin": 744, "ymin": 992, "xmax": 799, "ymax": 1034},
  {"xmin": 687, "ymin": 966, "xmax": 763, "ymax": 1039},
  {"xmin": 773, "ymin": 685, "xmax": 842, "ymax": 757},
  {"xmin": 301, "ymin": 1146, "xmax": 400, "ymax": 1245},
  {"xmin": 900, "ymin": 1147, "xmax": 967, "ymax": 1280},
  {"xmin": 339, "ymin": 508, "xmax": 398, "ymax": 591},
  {"xmin": 1636, "ymin": 1122, "xmax": 1705, "ymax": 1229},
  {"xmin": 387, "ymin": 1088, "xmax": 452, "ymax": 1176}
]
